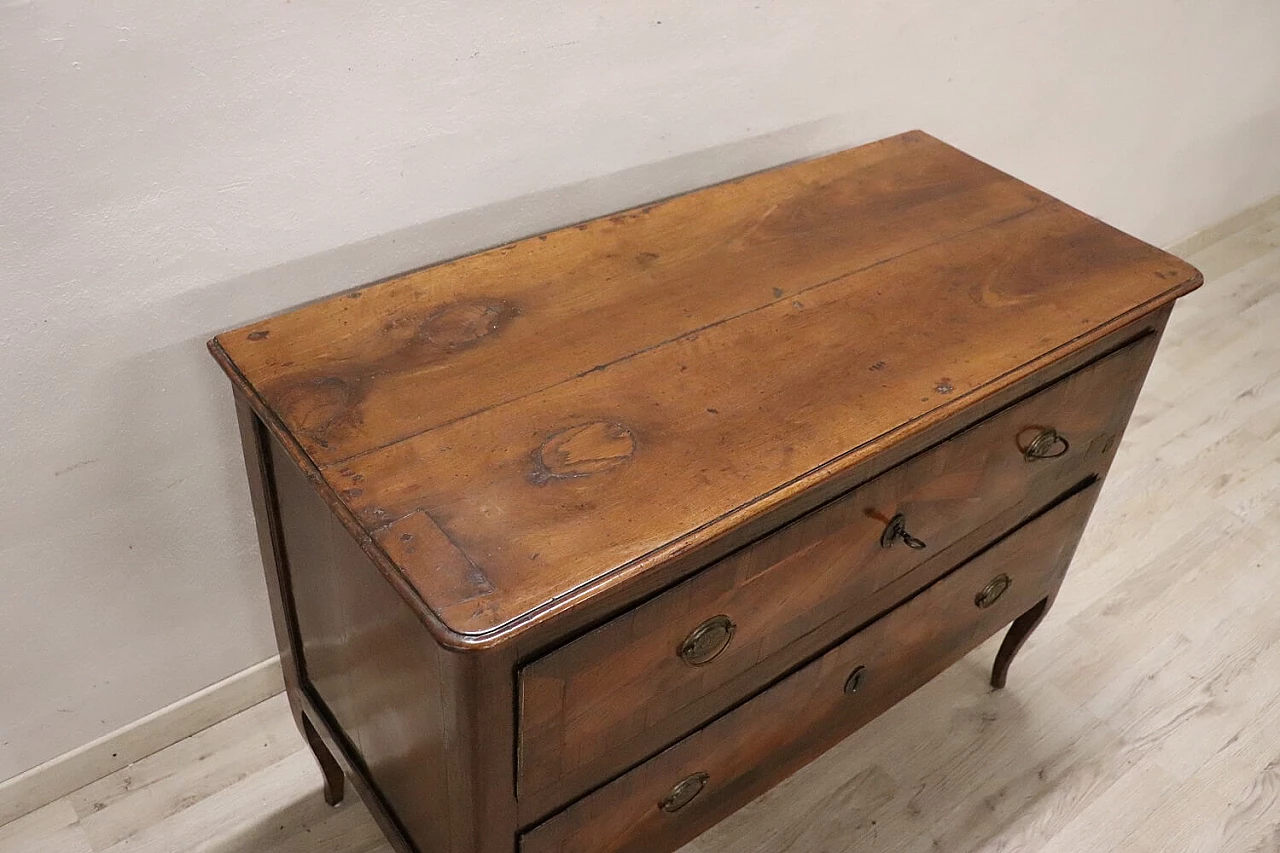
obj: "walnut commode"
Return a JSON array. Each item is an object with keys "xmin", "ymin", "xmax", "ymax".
[{"xmin": 209, "ymin": 131, "xmax": 1202, "ymax": 853}]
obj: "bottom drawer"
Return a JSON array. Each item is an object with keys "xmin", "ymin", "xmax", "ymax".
[{"xmin": 520, "ymin": 479, "xmax": 1101, "ymax": 853}]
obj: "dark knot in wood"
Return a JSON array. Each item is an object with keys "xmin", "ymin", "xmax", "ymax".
[
  {"xmin": 419, "ymin": 299, "xmax": 519, "ymax": 351},
  {"xmin": 530, "ymin": 421, "xmax": 637, "ymax": 485}
]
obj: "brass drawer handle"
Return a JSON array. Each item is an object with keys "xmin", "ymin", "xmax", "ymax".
[
  {"xmin": 880, "ymin": 513, "xmax": 927, "ymax": 550},
  {"xmin": 1023, "ymin": 427, "xmax": 1070, "ymax": 461},
  {"xmin": 679, "ymin": 615, "xmax": 736, "ymax": 666},
  {"xmin": 844, "ymin": 665, "xmax": 868, "ymax": 694},
  {"xmin": 659, "ymin": 772, "xmax": 709, "ymax": 813},
  {"xmin": 975, "ymin": 574, "xmax": 1012, "ymax": 609}
]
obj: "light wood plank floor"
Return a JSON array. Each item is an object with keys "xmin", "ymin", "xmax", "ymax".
[{"xmin": 4, "ymin": 205, "xmax": 1279, "ymax": 853}]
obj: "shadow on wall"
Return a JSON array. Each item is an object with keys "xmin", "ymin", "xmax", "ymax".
[
  {"xmin": 159, "ymin": 113, "xmax": 876, "ymax": 601},
  {"xmin": 183, "ymin": 114, "xmax": 869, "ymax": 332},
  {"xmin": 167, "ymin": 115, "xmax": 876, "ymax": 562},
  {"xmin": 2, "ymin": 117, "xmax": 877, "ymax": 782}
]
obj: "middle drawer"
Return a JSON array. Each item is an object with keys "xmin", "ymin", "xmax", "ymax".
[{"xmin": 517, "ymin": 331, "xmax": 1153, "ymax": 802}]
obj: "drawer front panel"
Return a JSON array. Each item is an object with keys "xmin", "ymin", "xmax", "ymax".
[
  {"xmin": 517, "ymin": 332, "xmax": 1155, "ymax": 800},
  {"xmin": 520, "ymin": 480, "xmax": 1101, "ymax": 853}
]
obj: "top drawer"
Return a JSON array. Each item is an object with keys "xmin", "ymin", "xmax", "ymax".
[{"xmin": 517, "ymin": 331, "xmax": 1157, "ymax": 801}]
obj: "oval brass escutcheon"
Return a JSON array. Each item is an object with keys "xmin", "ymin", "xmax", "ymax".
[
  {"xmin": 659, "ymin": 772, "xmax": 710, "ymax": 813},
  {"xmin": 1022, "ymin": 427, "xmax": 1070, "ymax": 461},
  {"xmin": 679, "ymin": 615, "xmax": 736, "ymax": 666},
  {"xmin": 844, "ymin": 665, "xmax": 868, "ymax": 694},
  {"xmin": 975, "ymin": 574, "xmax": 1012, "ymax": 609}
]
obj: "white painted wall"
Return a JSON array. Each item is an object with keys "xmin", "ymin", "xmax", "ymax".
[{"xmin": 2, "ymin": 0, "xmax": 1278, "ymax": 781}]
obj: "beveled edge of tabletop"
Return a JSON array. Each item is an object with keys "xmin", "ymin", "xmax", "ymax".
[
  {"xmin": 209, "ymin": 275, "xmax": 1202, "ymax": 653},
  {"xmin": 207, "ymin": 131, "xmax": 1204, "ymax": 652}
]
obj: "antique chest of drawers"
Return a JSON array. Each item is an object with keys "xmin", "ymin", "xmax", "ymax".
[{"xmin": 209, "ymin": 130, "xmax": 1202, "ymax": 853}]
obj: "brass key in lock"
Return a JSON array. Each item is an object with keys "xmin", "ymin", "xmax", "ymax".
[{"xmin": 880, "ymin": 513, "xmax": 927, "ymax": 550}]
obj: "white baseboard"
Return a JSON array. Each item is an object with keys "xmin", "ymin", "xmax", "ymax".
[
  {"xmin": 0, "ymin": 656, "xmax": 283, "ymax": 828},
  {"xmin": 1168, "ymin": 194, "xmax": 1280, "ymax": 256}
]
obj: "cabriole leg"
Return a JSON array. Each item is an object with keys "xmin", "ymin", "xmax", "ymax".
[
  {"xmin": 991, "ymin": 597, "xmax": 1049, "ymax": 689},
  {"xmin": 302, "ymin": 712, "xmax": 346, "ymax": 806}
]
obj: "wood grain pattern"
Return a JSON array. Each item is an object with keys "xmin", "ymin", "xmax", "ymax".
[
  {"xmin": 7, "ymin": 200, "xmax": 1265, "ymax": 853},
  {"xmin": 199, "ymin": 133, "xmax": 1204, "ymax": 853},
  {"xmin": 209, "ymin": 131, "xmax": 1201, "ymax": 643},
  {"xmin": 325, "ymin": 201, "xmax": 1196, "ymax": 640},
  {"xmin": 270, "ymin": 426, "xmax": 520, "ymax": 853},
  {"xmin": 234, "ymin": 394, "xmax": 419, "ymax": 853},
  {"xmin": 516, "ymin": 332, "xmax": 1157, "ymax": 800},
  {"xmin": 519, "ymin": 482, "xmax": 1101, "ymax": 853},
  {"xmin": 214, "ymin": 131, "xmax": 1044, "ymax": 467}
]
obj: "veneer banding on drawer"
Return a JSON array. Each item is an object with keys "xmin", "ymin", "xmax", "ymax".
[
  {"xmin": 519, "ymin": 480, "xmax": 1103, "ymax": 853},
  {"xmin": 516, "ymin": 475, "xmax": 1103, "ymax": 824},
  {"xmin": 516, "ymin": 332, "xmax": 1157, "ymax": 801}
]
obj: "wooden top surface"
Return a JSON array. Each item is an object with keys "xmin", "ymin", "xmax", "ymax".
[{"xmin": 210, "ymin": 130, "xmax": 1201, "ymax": 644}]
